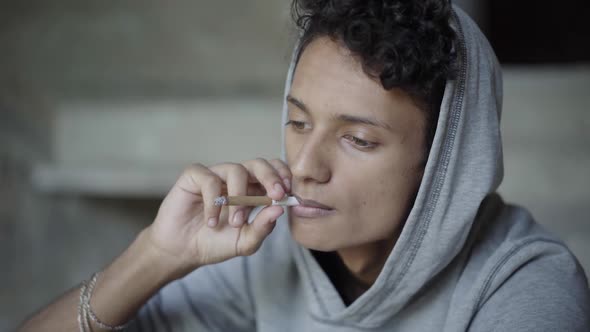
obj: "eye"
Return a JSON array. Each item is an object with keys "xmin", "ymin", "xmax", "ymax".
[
  {"xmin": 285, "ymin": 120, "xmax": 308, "ymax": 131},
  {"xmin": 343, "ymin": 134, "xmax": 377, "ymax": 149}
]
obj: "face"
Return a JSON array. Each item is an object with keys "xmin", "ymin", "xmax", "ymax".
[{"xmin": 286, "ymin": 37, "xmax": 427, "ymax": 251}]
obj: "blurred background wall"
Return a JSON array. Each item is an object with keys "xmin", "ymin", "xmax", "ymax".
[{"xmin": 1, "ymin": 0, "xmax": 588, "ymax": 330}]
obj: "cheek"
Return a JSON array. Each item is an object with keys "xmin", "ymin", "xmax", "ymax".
[
  {"xmin": 342, "ymin": 160, "xmax": 420, "ymax": 231},
  {"xmin": 348, "ymin": 178, "xmax": 398, "ymax": 219},
  {"xmin": 284, "ymin": 131, "xmax": 299, "ymax": 164}
]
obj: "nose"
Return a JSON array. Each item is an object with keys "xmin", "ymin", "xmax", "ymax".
[{"xmin": 289, "ymin": 134, "xmax": 332, "ymax": 185}]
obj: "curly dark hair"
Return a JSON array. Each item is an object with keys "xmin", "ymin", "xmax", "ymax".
[{"xmin": 291, "ymin": 0, "xmax": 457, "ymax": 155}]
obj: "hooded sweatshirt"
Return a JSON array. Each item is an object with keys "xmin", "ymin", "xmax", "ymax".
[{"xmin": 129, "ymin": 7, "xmax": 590, "ymax": 332}]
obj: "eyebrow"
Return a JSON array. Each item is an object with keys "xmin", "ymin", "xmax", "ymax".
[{"xmin": 286, "ymin": 94, "xmax": 393, "ymax": 131}]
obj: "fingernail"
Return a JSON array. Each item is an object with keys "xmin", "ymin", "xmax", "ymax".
[
  {"xmin": 207, "ymin": 217, "xmax": 217, "ymax": 227},
  {"xmin": 233, "ymin": 210, "xmax": 244, "ymax": 226},
  {"xmin": 283, "ymin": 178, "xmax": 291, "ymax": 192},
  {"xmin": 274, "ymin": 183, "xmax": 285, "ymax": 197}
]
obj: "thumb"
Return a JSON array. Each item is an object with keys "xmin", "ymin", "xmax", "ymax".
[{"xmin": 236, "ymin": 206, "xmax": 284, "ymax": 256}]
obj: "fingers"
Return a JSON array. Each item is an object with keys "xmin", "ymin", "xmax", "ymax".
[
  {"xmin": 174, "ymin": 164, "xmax": 224, "ymax": 227},
  {"xmin": 242, "ymin": 158, "xmax": 288, "ymax": 200},
  {"xmin": 236, "ymin": 205, "xmax": 284, "ymax": 256},
  {"xmin": 199, "ymin": 172, "xmax": 224, "ymax": 228},
  {"xmin": 268, "ymin": 159, "xmax": 292, "ymax": 193},
  {"xmin": 210, "ymin": 163, "xmax": 249, "ymax": 227},
  {"xmin": 202, "ymin": 158, "xmax": 292, "ymax": 229}
]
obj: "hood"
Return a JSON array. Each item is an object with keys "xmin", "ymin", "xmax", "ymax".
[{"xmin": 279, "ymin": 6, "xmax": 504, "ymax": 327}]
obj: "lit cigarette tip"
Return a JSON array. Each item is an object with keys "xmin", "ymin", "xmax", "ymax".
[{"xmin": 214, "ymin": 196, "xmax": 228, "ymax": 207}]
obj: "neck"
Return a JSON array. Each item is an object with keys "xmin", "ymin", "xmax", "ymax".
[{"xmin": 336, "ymin": 238, "xmax": 395, "ymax": 286}]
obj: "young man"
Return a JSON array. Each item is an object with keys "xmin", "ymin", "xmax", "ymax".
[{"xmin": 20, "ymin": 1, "xmax": 590, "ymax": 331}]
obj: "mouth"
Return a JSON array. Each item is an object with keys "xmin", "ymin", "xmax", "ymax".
[
  {"xmin": 293, "ymin": 195, "xmax": 333, "ymax": 209},
  {"xmin": 291, "ymin": 194, "xmax": 335, "ymax": 219}
]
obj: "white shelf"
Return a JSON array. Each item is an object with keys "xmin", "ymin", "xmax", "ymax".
[
  {"xmin": 32, "ymin": 164, "xmax": 178, "ymax": 197},
  {"xmin": 32, "ymin": 98, "xmax": 283, "ymax": 197}
]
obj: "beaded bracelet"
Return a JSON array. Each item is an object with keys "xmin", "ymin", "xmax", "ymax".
[
  {"xmin": 79, "ymin": 272, "xmax": 131, "ymax": 331},
  {"xmin": 78, "ymin": 281, "xmax": 91, "ymax": 332}
]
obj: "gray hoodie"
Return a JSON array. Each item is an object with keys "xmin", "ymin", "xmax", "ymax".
[{"xmin": 129, "ymin": 7, "xmax": 590, "ymax": 332}]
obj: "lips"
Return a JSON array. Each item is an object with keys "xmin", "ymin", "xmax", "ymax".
[
  {"xmin": 291, "ymin": 194, "xmax": 335, "ymax": 219},
  {"xmin": 293, "ymin": 195, "xmax": 333, "ymax": 210}
]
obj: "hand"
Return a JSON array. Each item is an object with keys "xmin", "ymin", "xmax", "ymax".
[{"xmin": 145, "ymin": 158, "xmax": 292, "ymax": 279}]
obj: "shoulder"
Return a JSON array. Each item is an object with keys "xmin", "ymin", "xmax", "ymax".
[
  {"xmin": 467, "ymin": 203, "xmax": 590, "ymax": 331},
  {"xmin": 470, "ymin": 241, "xmax": 590, "ymax": 331}
]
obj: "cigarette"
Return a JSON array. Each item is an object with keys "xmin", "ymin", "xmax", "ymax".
[{"xmin": 214, "ymin": 195, "xmax": 300, "ymax": 207}]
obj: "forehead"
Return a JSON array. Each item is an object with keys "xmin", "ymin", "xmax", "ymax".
[
  {"xmin": 289, "ymin": 37, "xmax": 422, "ymax": 130},
  {"xmin": 291, "ymin": 37, "xmax": 386, "ymax": 110}
]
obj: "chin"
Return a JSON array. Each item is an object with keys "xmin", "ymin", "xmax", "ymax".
[{"xmin": 288, "ymin": 216, "xmax": 343, "ymax": 252}]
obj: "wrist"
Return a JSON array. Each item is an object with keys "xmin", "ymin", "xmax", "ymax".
[
  {"xmin": 86, "ymin": 228, "xmax": 196, "ymax": 327},
  {"xmin": 140, "ymin": 226, "xmax": 200, "ymax": 281}
]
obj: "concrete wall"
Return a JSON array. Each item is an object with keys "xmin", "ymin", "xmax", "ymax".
[
  {"xmin": 0, "ymin": 1, "xmax": 292, "ymax": 330},
  {"xmin": 0, "ymin": 0, "xmax": 292, "ymax": 99}
]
